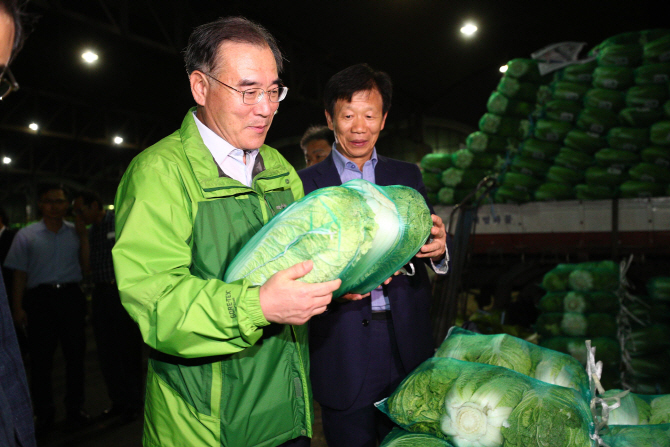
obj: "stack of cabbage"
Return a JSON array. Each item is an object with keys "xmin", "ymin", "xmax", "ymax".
[
  {"xmin": 224, "ymin": 179, "xmax": 433, "ymax": 297},
  {"xmin": 536, "ymin": 261, "xmax": 622, "ymax": 388},
  {"xmin": 597, "ymin": 389, "xmax": 670, "ymax": 446},
  {"xmin": 420, "ymin": 150, "xmax": 500, "ymax": 206},
  {"xmin": 619, "ymin": 277, "xmax": 670, "ymax": 394},
  {"xmin": 377, "ymin": 327, "xmax": 597, "ymax": 447}
]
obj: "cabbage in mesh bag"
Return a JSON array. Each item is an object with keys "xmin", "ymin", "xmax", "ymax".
[
  {"xmin": 435, "ymin": 327, "xmax": 591, "ymax": 401},
  {"xmin": 600, "ymin": 424, "xmax": 670, "ymax": 447},
  {"xmin": 554, "ymin": 147, "xmax": 595, "ymax": 170},
  {"xmin": 224, "ymin": 179, "xmax": 432, "ymax": 297},
  {"xmin": 583, "ymin": 88, "xmax": 626, "ymax": 111},
  {"xmin": 486, "ymin": 92, "xmax": 533, "ymax": 118},
  {"xmin": 519, "ymin": 138, "xmax": 561, "ymax": 160},
  {"xmin": 493, "ymin": 186, "xmax": 530, "ymax": 204},
  {"xmin": 634, "ymin": 63, "xmax": 670, "ymax": 85},
  {"xmin": 535, "ymin": 312, "xmax": 617, "ymax": 338},
  {"xmin": 595, "ymin": 149, "xmax": 640, "ymax": 168},
  {"xmin": 380, "ymin": 428, "xmax": 455, "ymax": 447},
  {"xmin": 539, "ymin": 336, "xmax": 621, "ymax": 367},
  {"xmin": 618, "ymin": 107, "xmax": 664, "ymax": 128},
  {"xmin": 543, "ymin": 99, "xmax": 582, "ymax": 123},
  {"xmin": 554, "ymin": 60, "xmax": 597, "ymax": 84},
  {"xmin": 648, "ymin": 277, "xmax": 670, "ymax": 301},
  {"xmin": 564, "ymin": 129, "xmax": 607, "ymax": 154},
  {"xmin": 629, "ymin": 162, "xmax": 670, "ymax": 183},
  {"xmin": 568, "ymin": 260, "xmax": 619, "ymax": 291},
  {"xmin": 651, "ymin": 121, "xmax": 670, "ymax": 147},
  {"xmin": 641, "ymin": 147, "xmax": 670, "ymax": 166},
  {"xmin": 596, "ymin": 43, "xmax": 643, "ymax": 67},
  {"xmin": 576, "ymin": 107, "xmax": 618, "ymax": 135},
  {"xmin": 466, "ymin": 131, "xmax": 510, "ymax": 153},
  {"xmin": 505, "ymin": 58, "xmax": 541, "ymax": 82},
  {"xmin": 376, "ymin": 357, "xmax": 595, "ymax": 447},
  {"xmin": 532, "ymin": 119, "xmax": 573, "ymax": 143},
  {"xmin": 626, "ymin": 85, "xmax": 669, "ymax": 109},
  {"xmin": 644, "ymin": 33, "xmax": 670, "ymax": 64},
  {"xmin": 479, "ymin": 113, "xmax": 522, "ymax": 137},
  {"xmin": 452, "ymin": 149, "xmax": 498, "ymax": 170},
  {"xmin": 547, "ymin": 165, "xmax": 584, "ymax": 185},
  {"xmin": 497, "ymin": 77, "xmax": 539, "ymax": 102},
  {"xmin": 551, "ymin": 81, "xmax": 590, "ymax": 101},
  {"xmin": 423, "ymin": 171, "xmax": 443, "ymax": 193},
  {"xmin": 607, "ymin": 127, "xmax": 650, "ymax": 152},
  {"xmin": 585, "ymin": 166, "xmax": 629, "ymax": 187},
  {"xmin": 538, "ymin": 291, "xmax": 619, "ymax": 314},
  {"xmin": 421, "ymin": 153, "xmax": 453, "ymax": 173},
  {"xmin": 534, "ymin": 182, "xmax": 575, "ymax": 201},
  {"xmin": 593, "ymin": 66, "xmax": 635, "ymax": 90},
  {"xmin": 510, "ymin": 156, "xmax": 551, "ymax": 178},
  {"xmin": 575, "ymin": 184, "xmax": 618, "ymax": 200},
  {"xmin": 619, "ymin": 181, "xmax": 666, "ymax": 198}
]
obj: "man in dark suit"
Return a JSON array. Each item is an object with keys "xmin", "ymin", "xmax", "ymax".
[{"xmin": 299, "ymin": 63, "xmax": 449, "ymax": 447}]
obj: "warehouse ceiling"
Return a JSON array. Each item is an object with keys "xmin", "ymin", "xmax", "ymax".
[{"xmin": 1, "ymin": 0, "xmax": 668, "ymax": 201}]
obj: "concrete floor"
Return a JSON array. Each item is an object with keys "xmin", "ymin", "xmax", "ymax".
[{"xmin": 28, "ymin": 322, "xmax": 328, "ymax": 447}]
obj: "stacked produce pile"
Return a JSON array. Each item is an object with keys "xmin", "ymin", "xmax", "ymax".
[
  {"xmin": 535, "ymin": 261, "xmax": 622, "ymax": 388},
  {"xmin": 420, "ymin": 150, "xmax": 501, "ymax": 206},
  {"xmin": 620, "ymin": 277, "xmax": 670, "ymax": 394}
]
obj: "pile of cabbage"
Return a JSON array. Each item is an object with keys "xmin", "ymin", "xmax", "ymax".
[
  {"xmin": 377, "ymin": 328, "xmax": 597, "ymax": 447},
  {"xmin": 224, "ymin": 179, "xmax": 433, "ymax": 297}
]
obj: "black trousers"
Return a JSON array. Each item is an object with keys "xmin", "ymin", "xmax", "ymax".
[
  {"xmin": 91, "ymin": 283, "xmax": 144, "ymax": 410},
  {"xmin": 24, "ymin": 284, "xmax": 86, "ymax": 418}
]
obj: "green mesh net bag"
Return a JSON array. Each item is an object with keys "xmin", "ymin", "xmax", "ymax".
[
  {"xmin": 576, "ymin": 107, "xmax": 619, "ymax": 135},
  {"xmin": 542, "ymin": 264, "xmax": 579, "ymax": 291},
  {"xmin": 451, "ymin": 149, "xmax": 499, "ymax": 170},
  {"xmin": 640, "ymin": 29, "xmax": 670, "ymax": 45},
  {"xmin": 567, "ymin": 260, "xmax": 619, "ymax": 291},
  {"xmin": 641, "ymin": 146, "xmax": 670, "ymax": 166},
  {"xmin": 554, "ymin": 60, "xmax": 598, "ymax": 84},
  {"xmin": 376, "ymin": 357, "xmax": 595, "ymax": 447},
  {"xmin": 519, "ymin": 138, "xmax": 561, "ymax": 160},
  {"xmin": 624, "ymin": 324, "xmax": 670, "ymax": 356},
  {"xmin": 650, "ymin": 121, "xmax": 670, "ymax": 146},
  {"xmin": 437, "ymin": 187, "xmax": 471, "ymax": 206},
  {"xmin": 600, "ymin": 424, "xmax": 670, "ymax": 447},
  {"xmin": 497, "ymin": 77, "xmax": 539, "ymax": 102},
  {"xmin": 666, "ymin": 100, "xmax": 670, "ymax": 119},
  {"xmin": 466, "ymin": 131, "xmax": 511, "ymax": 153},
  {"xmin": 607, "ymin": 127, "xmax": 650, "ymax": 152},
  {"xmin": 546, "ymin": 165, "xmax": 584, "ymax": 185},
  {"xmin": 422, "ymin": 171, "xmax": 443, "ymax": 193},
  {"xmin": 619, "ymin": 180, "xmax": 665, "ymax": 198},
  {"xmin": 539, "ymin": 336, "xmax": 621, "ymax": 367},
  {"xmin": 648, "ymin": 277, "xmax": 670, "ymax": 301},
  {"xmin": 618, "ymin": 107, "xmax": 664, "ymax": 128},
  {"xmin": 536, "ymin": 312, "xmax": 618, "ymax": 338},
  {"xmin": 575, "ymin": 184, "xmax": 618, "ymax": 200},
  {"xmin": 510, "ymin": 155, "xmax": 551, "ymax": 178},
  {"xmin": 629, "ymin": 162, "xmax": 670, "ymax": 182},
  {"xmin": 538, "ymin": 291, "xmax": 619, "ymax": 314},
  {"xmin": 564, "ymin": 129, "xmax": 608, "ymax": 154},
  {"xmin": 421, "ymin": 153, "xmax": 453, "ymax": 173},
  {"xmin": 550, "ymin": 81, "xmax": 590, "ymax": 101},
  {"xmin": 596, "ymin": 43, "xmax": 643, "ymax": 67},
  {"xmin": 224, "ymin": 179, "xmax": 432, "ymax": 297},
  {"xmin": 441, "ymin": 168, "xmax": 488, "ymax": 189},
  {"xmin": 635, "ymin": 63, "xmax": 670, "ymax": 85},
  {"xmin": 543, "ymin": 99, "xmax": 582, "ymax": 123},
  {"xmin": 493, "ymin": 185, "xmax": 531, "ymax": 203},
  {"xmin": 532, "ymin": 119, "xmax": 574, "ymax": 142},
  {"xmin": 501, "ymin": 171, "xmax": 542, "ymax": 191},
  {"xmin": 593, "ymin": 66, "xmax": 635, "ymax": 90},
  {"xmin": 486, "ymin": 92, "xmax": 534, "ymax": 118},
  {"xmin": 479, "ymin": 113, "xmax": 523, "ymax": 137},
  {"xmin": 505, "ymin": 58, "xmax": 542, "ymax": 82},
  {"xmin": 380, "ymin": 428, "xmax": 454, "ymax": 447},
  {"xmin": 626, "ymin": 85, "xmax": 669, "ymax": 109},
  {"xmin": 534, "ymin": 182, "xmax": 575, "ymax": 201},
  {"xmin": 435, "ymin": 327, "xmax": 591, "ymax": 401},
  {"xmin": 583, "ymin": 88, "xmax": 626, "ymax": 112},
  {"xmin": 644, "ymin": 33, "xmax": 670, "ymax": 64},
  {"xmin": 554, "ymin": 147, "xmax": 595, "ymax": 170},
  {"xmin": 601, "ymin": 390, "xmax": 670, "ymax": 426},
  {"xmin": 594, "ymin": 148, "xmax": 641, "ymax": 168}
]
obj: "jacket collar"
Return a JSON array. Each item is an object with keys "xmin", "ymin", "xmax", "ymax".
[{"xmin": 310, "ymin": 150, "xmax": 396, "ymax": 189}]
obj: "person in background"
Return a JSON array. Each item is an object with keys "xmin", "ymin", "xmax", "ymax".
[
  {"xmin": 299, "ymin": 63, "xmax": 450, "ymax": 447},
  {"xmin": 300, "ymin": 124, "xmax": 333, "ymax": 168},
  {"xmin": 0, "ymin": 206, "xmax": 16, "ymax": 293},
  {"xmin": 112, "ymin": 16, "xmax": 341, "ymax": 447},
  {"xmin": 5, "ymin": 184, "xmax": 90, "ymax": 435},
  {"xmin": 72, "ymin": 191, "xmax": 144, "ymax": 423},
  {"xmin": 0, "ymin": 0, "xmax": 36, "ymax": 445}
]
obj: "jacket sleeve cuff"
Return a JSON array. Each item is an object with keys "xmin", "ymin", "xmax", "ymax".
[{"xmin": 243, "ymin": 286, "xmax": 270, "ymax": 329}]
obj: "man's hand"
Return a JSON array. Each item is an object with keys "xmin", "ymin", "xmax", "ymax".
[
  {"xmin": 259, "ymin": 260, "xmax": 341, "ymax": 325},
  {"xmin": 417, "ymin": 214, "xmax": 447, "ymax": 262},
  {"xmin": 340, "ymin": 270, "xmax": 400, "ymax": 301}
]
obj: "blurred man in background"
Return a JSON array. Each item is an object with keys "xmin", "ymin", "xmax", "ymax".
[{"xmin": 300, "ymin": 124, "xmax": 333, "ymax": 168}]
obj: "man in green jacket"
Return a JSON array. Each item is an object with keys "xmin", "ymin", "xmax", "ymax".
[{"xmin": 112, "ymin": 16, "xmax": 341, "ymax": 447}]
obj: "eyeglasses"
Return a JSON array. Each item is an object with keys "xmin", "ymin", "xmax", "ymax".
[
  {"xmin": 0, "ymin": 66, "xmax": 19, "ymax": 101},
  {"xmin": 202, "ymin": 72, "xmax": 288, "ymax": 105}
]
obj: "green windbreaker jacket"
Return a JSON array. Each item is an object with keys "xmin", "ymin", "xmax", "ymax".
[{"xmin": 112, "ymin": 109, "xmax": 310, "ymax": 446}]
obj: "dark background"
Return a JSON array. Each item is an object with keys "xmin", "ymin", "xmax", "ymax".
[{"xmin": 1, "ymin": 0, "xmax": 668, "ymax": 214}]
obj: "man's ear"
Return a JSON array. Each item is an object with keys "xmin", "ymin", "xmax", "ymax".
[
  {"xmin": 190, "ymin": 71, "xmax": 209, "ymax": 107},
  {"xmin": 325, "ymin": 110, "xmax": 334, "ymax": 131},
  {"xmin": 380, "ymin": 112, "xmax": 388, "ymax": 131}
]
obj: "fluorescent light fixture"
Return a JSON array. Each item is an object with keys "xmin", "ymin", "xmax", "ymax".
[
  {"xmin": 460, "ymin": 23, "xmax": 478, "ymax": 36},
  {"xmin": 28, "ymin": 122, "xmax": 39, "ymax": 131},
  {"xmin": 2, "ymin": 156, "xmax": 11, "ymax": 165},
  {"xmin": 113, "ymin": 136, "xmax": 124, "ymax": 145},
  {"xmin": 82, "ymin": 51, "xmax": 99, "ymax": 64},
  {"xmin": 499, "ymin": 65, "xmax": 509, "ymax": 73}
]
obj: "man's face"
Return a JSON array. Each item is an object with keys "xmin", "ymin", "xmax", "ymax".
[
  {"xmin": 193, "ymin": 41, "xmax": 280, "ymax": 150},
  {"xmin": 326, "ymin": 89, "xmax": 387, "ymax": 167},
  {"xmin": 72, "ymin": 197, "xmax": 98, "ymax": 225},
  {"xmin": 38, "ymin": 189, "xmax": 68, "ymax": 221},
  {"xmin": 304, "ymin": 139, "xmax": 332, "ymax": 167},
  {"xmin": 0, "ymin": 8, "xmax": 15, "ymax": 68}
]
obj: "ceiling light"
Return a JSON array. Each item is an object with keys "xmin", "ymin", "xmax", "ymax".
[
  {"xmin": 113, "ymin": 136, "xmax": 124, "ymax": 145},
  {"xmin": 108, "ymin": 205, "xmax": 115, "ymax": 210},
  {"xmin": 28, "ymin": 122, "xmax": 39, "ymax": 131},
  {"xmin": 2, "ymin": 157, "xmax": 11, "ymax": 165},
  {"xmin": 499, "ymin": 65, "xmax": 509, "ymax": 73},
  {"xmin": 82, "ymin": 51, "xmax": 99, "ymax": 64},
  {"xmin": 460, "ymin": 23, "xmax": 478, "ymax": 37}
]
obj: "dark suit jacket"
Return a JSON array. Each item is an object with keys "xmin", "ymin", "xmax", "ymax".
[
  {"xmin": 299, "ymin": 151, "xmax": 437, "ymax": 410},
  {"xmin": 0, "ymin": 228, "xmax": 16, "ymax": 295}
]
